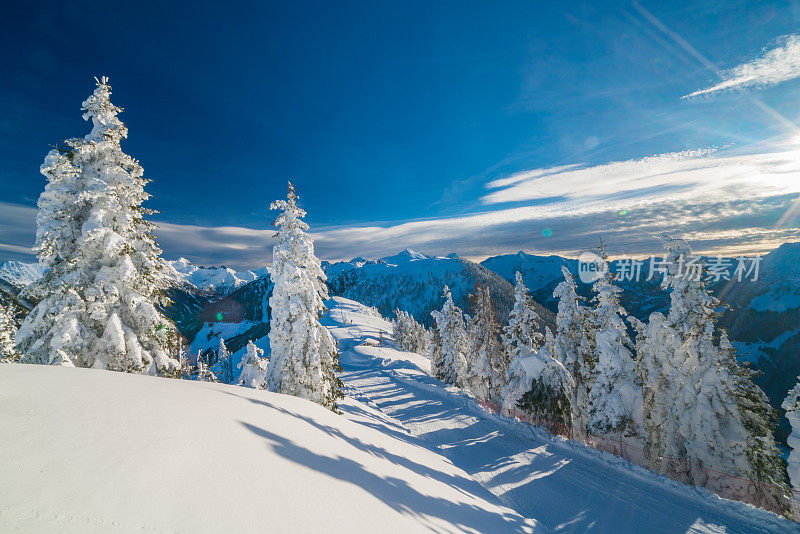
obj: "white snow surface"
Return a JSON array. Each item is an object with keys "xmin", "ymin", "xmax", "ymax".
[
  {"xmin": 0, "ymin": 363, "xmax": 536, "ymax": 533},
  {"xmin": 2, "ymin": 295, "xmax": 797, "ymax": 533}
]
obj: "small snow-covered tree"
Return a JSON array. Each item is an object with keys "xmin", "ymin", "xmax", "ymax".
[
  {"xmin": 465, "ymin": 285, "xmax": 501, "ymax": 401},
  {"xmin": 215, "ymin": 337, "xmax": 234, "ymax": 383},
  {"xmin": 427, "ymin": 327, "xmax": 444, "ymax": 378},
  {"xmin": 586, "ymin": 257, "xmax": 643, "ymax": 439},
  {"xmin": 517, "ymin": 332, "xmax": 573, "ymax": 433},
  {"xmin": 430, "ymin": 286, "xmax": 469, "ymax": 387},
  {"xmin": 552, "ymin": 267, "xmax": 595, "ymax": 435},
  {"xmin": 0, "ymin": 303, "xmax": 20, "ymax": 362},
  {"xmin": 238, "ymin": 340, "xmax": 266, "ymax": 389},
  {"xmin": 196, "ymin": 353, "xmax": 218, "ymax": 383},
  {"xmin": 15, "ymin": 77, "xmax": 179, "ymax": 375},
  {"xmin": 498, "ymin": 272, "xmax": 544, "ymax": 405},
  {"xmin": 784, "ymin": 376, "xmax": 800, "ymax": 492},
  {"xmin": 392, "ymin": 309, "xmax": 428, "ymax": 354},
  {"xmin": 266, "ymin": 182, "xmax": 343, "ymax": 411}
]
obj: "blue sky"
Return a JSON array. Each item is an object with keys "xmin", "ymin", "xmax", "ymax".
[{"xmin": 3, "ymin": 1, "xmax": 800, "ymax": 267}]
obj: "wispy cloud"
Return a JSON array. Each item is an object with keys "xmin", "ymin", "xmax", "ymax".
[
  {"xmin": 683, "ymin": 34, "xmax": 800, "ymax": 98},
  {"xmin": 4, "ymin": 144, "xmax": 800, "ymax": 268}
]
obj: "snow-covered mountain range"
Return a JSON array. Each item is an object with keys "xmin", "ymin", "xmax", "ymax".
[{"xmin": 323, "ymin": 248, "xmax": 553, "ymax": 327}]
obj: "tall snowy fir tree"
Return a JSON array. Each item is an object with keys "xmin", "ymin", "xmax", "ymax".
[
  {"xmin": 465, "ymin": 285, "xmax": 500, "ymax": 401},
  {"xmin": 635, "ymin": 238, "xmax": 788, "ymax": 508},
  {"xmin": 215, "ymin": 337, "xmax": 234, "ymax": 383},
  {"xmin": 0, "ymin": 303, "xmax": 20, "ymax": 362},
  {"xmin": 551, "ymin": 267, "xmax": 595, "ymax": 436},
  {"xmin": 430, "ymin": 286, "xmax": 469, "ymax": 387},
  {"xmin": 15, "ymin": 77, "xmax": 179, "ymax": 375},
  {"xmin": 586, "ymin": 255, "xmax": 643, "ymax": 439},
  {"xmin": 238, "ymin": 340, "xmax": 267, "ymax": 389},
  {"xmin": 266, "ymin": 182, "xmax": 343, "ymax": 412},
  {"xmin": 498, "ymin": 272, "xmax": 545, "ymax": 411},
  {"xmin": 784, "ymin": 376, "xmax": 800, "ymax": 493}
]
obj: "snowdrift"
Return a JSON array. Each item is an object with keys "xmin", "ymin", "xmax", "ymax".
[{"xmin": 0, "ymin": 363, "xmax": 538, "ymax": 533}]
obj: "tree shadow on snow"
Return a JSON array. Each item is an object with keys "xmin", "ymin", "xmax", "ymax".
[{"xmin": 225, "ymin": 391, "xmax": 536, "ymax": 533}]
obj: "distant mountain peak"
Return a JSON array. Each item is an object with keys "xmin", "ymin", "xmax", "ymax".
[{"xmin": 382, "ymin": 248, "xmax": 430, "ymax": 264}]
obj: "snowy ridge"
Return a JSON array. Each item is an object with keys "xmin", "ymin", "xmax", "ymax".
[
  {"xmin": 0, "ymin": 261, "xmax": 47, "ymax": 290},
  {"xmin": 165, "ymin": 257, "xmax": 268, "ymax": 296},
  {"xmin": 323, "ymin": 249, "xmax": 551, "ymax": 327}
]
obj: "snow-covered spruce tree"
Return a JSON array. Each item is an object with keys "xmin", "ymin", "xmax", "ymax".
[
  {"xmin": 636, "ymin": 238, "xmax": 788, "ymax": 505},
  {"xmin": 392, "ymin": 309, "xmax": 428, "ymax": 354},
  {"xmin": 784, "ymin": 376, "xmax": 800, "ymax": 492},
  {"xmin": 430, "ymin": 285, "xmax": 469, "ymax": 387},
  {"xmin": 717, "ymin": 331, "xmax": 788, "ymax": 500},
  {"xmin": 552, "ymin": 266, "xmax": 595, "ymax": 436},
  {"xmin": 238, "ymin": 340, "xmax": 267, "ymax": 389},
  {"xmin": 517, "ymin": 330, "xmax": 573, "ymax": 433},
  {"xmin": 215, "ymin": 337, "xmax": 234, "ymax": 383},
  {"xmin": 266, "ymin": 182, "xmax": 343, "ymax": 411},
  {"xmin": 0, "ymin": 302, "xmax": 21, "ymax": 362},
  {"xmin": 196, "ymin": 354, "xmax": 218, "ymax": 383},
  {"xmin": 465, "ymin": 285, "xmax": 501, "ymax": 401},
  {"xmin": 586, "ymin": 257, "xmax": 643, "ymax": 439},
  {"xmin": 15, "ymin": 77, "xmax": 179, "ymax": 374},
  {"xmin": 498, "ymin": 271, "xmax": 544, "ymax": 406},
  {"xmin": 427, "ymin": 327, "xmax": 444, "ymax": 378}
]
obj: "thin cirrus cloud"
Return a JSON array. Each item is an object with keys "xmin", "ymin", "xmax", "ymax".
[
  {"xmin": 683, "ymin": 34, "xmax": 800, "ymax": 98},
  {"xmin": 3, "ymin": 145, "xmax": 800, "ymax": 268}
]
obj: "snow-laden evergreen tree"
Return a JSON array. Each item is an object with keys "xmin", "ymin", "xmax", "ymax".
[
  {"xmin": 430, "ymin": 286, "xmax": 469, "ymax": 387},
  {"xmin": 635, "ymin": 238, "xmax": 789, "ymax": 506},
  {"xmin": 215, "ymin": 337, "xmax": 234, "ymax": 383},
  {"xmin": 427, "ymin": 327, "xmax": 444, "ymax": 378},
  {"xmin": 784, "ymin": 376, "xmax": 800, "ymax": 492},
  {"xmin": 0, "ymin": 302, "xmax": 20, "ymax": 362},
  {"xmin": 465, "ymin": 285, "xmax": 501, "ymax": 401},
  {"xmin": 517, "ymin": 330, "xmax": 573, "ymax": 433},
  {"xmin": 392, "ymin": 309, "xmax": 428, "ymax": 354},
  {"xmin": 196, "ymin": 354, "xmax": 218, "ymax": 382},
  {"xmin": 15, "ymin": 77, "xmax": 179, "ymax": 375},
  {"xmin": 552, "ymin": 266, "xmax": 595, "ymax": 436},
  {"xmin": 586, "ymin": 257, "xmax": 643, "ymax": 439},
  {"xmin": 497, "ymin": 272, "xmax": 544, "ymax": 407},
  {"xmin": 266, "ymin": 182, "xmax": 343, "ymax": 411},
  {"xmin": 238, "ymin": 340, "xmax": 267, "ymax": 389}
]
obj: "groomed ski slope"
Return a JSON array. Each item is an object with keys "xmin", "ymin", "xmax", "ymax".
[
  {"xmin": 0, "ymin": 364, "xmax": 539, "ymax": 533},
  {"xmin": 323, "ymin": 297, "xmax": 799, "ymax": 534}
]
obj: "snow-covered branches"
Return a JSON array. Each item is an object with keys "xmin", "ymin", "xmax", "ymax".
[
  {"xmin": 15, "ymin": 77, "xmax": 179, "ymax": 375},
  {"xmin": 266, "ymin": 182, "xmax": 343, "ymax": 411}
]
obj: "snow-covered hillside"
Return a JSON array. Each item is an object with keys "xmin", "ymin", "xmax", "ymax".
[
  {"xmin": 0, "ymin": 261, "xmax": 47, "ymax": 291},
  {"xmin": 0, "ymin": 258, "xmax": 265, "ymax": 298},
  {"xmin": 2, "ymin": 296, "xmax": 797, "ymax": 533},
  {"xmin": 0, "ymin": 363, "xmax": 538, "ymax": 534},
  {"xmin": 324, "ymin": 249, "xmax": 551, "ymax": 327},
  {"xmin": 325, "ymin": 297, "xmax": 796, "ymax": 533},
  {"xmin": 165, "ymin": 257, "xmax": 268, "ymax": 296}
]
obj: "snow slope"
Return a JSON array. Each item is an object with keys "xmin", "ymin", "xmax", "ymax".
[
  {"xmin": 0, "ymin": 261, "xmax": 47, "ymax": 290},
  {"xmin": 324, "ymin": 297, "xmax": 798, "ymax": 534},
  {"xmin": 0, "ymin": 363, "xmax": 538, "ymax": 533}
]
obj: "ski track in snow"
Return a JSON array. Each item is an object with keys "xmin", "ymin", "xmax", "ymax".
[{"xmin": 325, "ymin": 297, "xmax": 799, "ymax": 534}]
